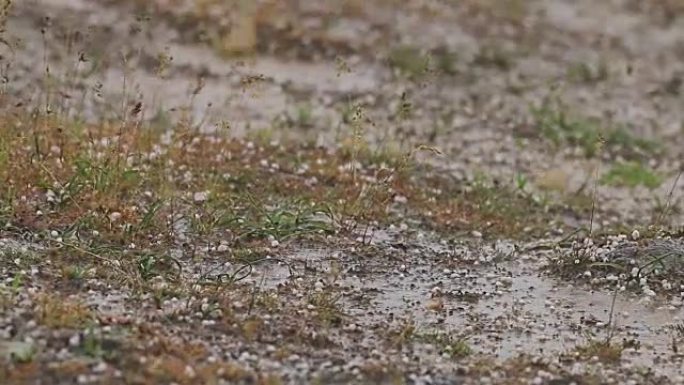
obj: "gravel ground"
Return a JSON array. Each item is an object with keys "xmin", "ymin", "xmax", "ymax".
[{"xmin": 2, "ymin": 0, "xmax": 684, "ymax": 384}]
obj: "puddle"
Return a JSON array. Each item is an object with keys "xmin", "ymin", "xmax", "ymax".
[{"xmin": 260, "ymin": 243, "xmax": 684, "ymax": 377}]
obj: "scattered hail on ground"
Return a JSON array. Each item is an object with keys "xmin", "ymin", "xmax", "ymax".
[{"xmin": 1, "ymin": 0, "xmax": 684, "ymax": 384}]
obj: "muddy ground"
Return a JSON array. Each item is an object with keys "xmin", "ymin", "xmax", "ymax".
[{"xmin": 2, "ymin": 0, "xmax": 684, "ymax": 384}]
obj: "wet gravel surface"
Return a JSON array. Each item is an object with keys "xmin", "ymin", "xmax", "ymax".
[{"xmin": 2, "ymin": 0, "xmax": 684, "ymax": 384}]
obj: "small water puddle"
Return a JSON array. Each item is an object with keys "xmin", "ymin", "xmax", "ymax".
[{"xmin": 261, "ymin": 246, "xmax": 684, "ymax": 377}]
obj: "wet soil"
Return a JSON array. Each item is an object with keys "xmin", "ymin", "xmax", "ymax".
[{"xmin": 2, "ymin": 0, "xmax": 684, "ymax": 384}]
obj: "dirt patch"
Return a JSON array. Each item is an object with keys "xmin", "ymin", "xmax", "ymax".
[{"xmin": 2, "ymin": 0, "xmax": 684, "ymax": 384}]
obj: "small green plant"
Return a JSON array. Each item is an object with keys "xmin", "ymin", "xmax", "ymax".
[
  {"xmin": 575, "ymin": 340, "xmax": 623, "ymax": 363},
  {"xmin": 388, "ymin": 45, "xmax": 429, "ymax": 78},
  {"xmin": 472, "ymin": 44, "xmax": 513, "ymax": 70},
  {"xmin": 78, "ymin": 326, "xmax": 121, "ymax": 360},
  {"xmin": 308, "ymin": 290, "xmax": 344, "ymax": 326},
  {"xmin": 515, "ymin": 173, "xmax": 528, "ymax": 192},
  {"xmin": 64, "ymin": 265, "xmax": 86, "ymax": 281},
  {"xmin": 136, "ymin": 253, "xmax": 181, "ymax": 282},
  {"xmin": 239, "ymin": 199, "xmax": 333, "ymax": 241},
  {"xmin": 567, "ymin": 61, "xmax": 609, "ymax": 83},
  {"xmin": 10, "ymin": 272, "xmax": 24, "ymax": 292},
  {"xmin": 295, "ymin": 104, "xmax": 313, "ymax": 128},
  {"xmin": 82, "ymin": 327, "xmax": 104, "ymax": 358},
  {"xmin": 432, "ymin": 49, "xmax": 459, "ymax": 75},
  {"xmin": 530, "ymin": 98, "xmax": 659, "ymax": 158},
  {"xmin": 36, "ymin": 295, "xmax": 93, "ymax": 328},
  {"xmin": 601, "ymin": 162, "xmax": 663, "ymax": 189},
  {"xmin": 415, "ymin": 331, "xmax": 472, "ymax": 359}
]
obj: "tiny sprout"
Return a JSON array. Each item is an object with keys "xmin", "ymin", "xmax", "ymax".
[{"xmin": 335, "ymin": 57, "xmax": 351, "ymax": 76}]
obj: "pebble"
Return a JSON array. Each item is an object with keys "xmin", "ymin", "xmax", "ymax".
[
  {"xmin": 92, "ymin": 362, "xmax": 107, "ymax": 373},
  {"xmin": 69, "ymin": 333, "xmax": 81, "ymax": 347},
  {"xmin": 193, "ymin": 191, "xmax": 208, "ymax": 203}
]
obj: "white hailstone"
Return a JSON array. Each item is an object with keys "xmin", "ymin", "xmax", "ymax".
[
  {"xmin": 399, "ymin": 264, "xmax": 407, "ymax": 272},
  {"xmin": 69, "ymin": 333, "xmax": 81, "ymax": 347},
  {"xmin": 644, "ymin": 288, "xmax": 657, "ymax": 297},
  {"xmin": 574, "ymin": 259, "xmax": 581, "ymax": 264},
  {"xmin": 394, "ymin": 195, "xmax": 408, "ymax": 204},
  {"xmin": 109, "ymin": 212, "xmax": 122, "ymax": 222},
  {"xmin": 631, "ymin": 229, "xmax": 640, "ymax": 240},
  {"xmin": 184, "ymin": 365, "xmax": 196, "ymax": 379},
  {"xmin": 471, "ymin": 230, "xmax": 483, "ymax": 238},
  {"xmin": 193, "ymin": 191, "xmax": 208, "ymax": 203},
  {"xmin": 217, "ymin": 244, "xmax": 229, "ymax": 252},
  {"xmin": 92, "ymin": 361, "xmax": 108, "ymax": 373},
  {"xmin": 583, "ymin": 270, "xmax": 592, "ymax": 277},
  {"xmin": 50, "ymin": 230, "xmax": 59, "ymax": 238},
  {"xmin": 270, "ymin": 239, "xmax": 280, "ymax": 248}
]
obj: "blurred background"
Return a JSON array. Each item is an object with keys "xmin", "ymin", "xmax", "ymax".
[{"xmin": 2, "ymin": 0, "xmax": 684, "ymax": 223}]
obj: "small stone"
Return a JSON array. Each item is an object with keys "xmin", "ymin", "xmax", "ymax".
[
  {"xmin": 631, "ymin": 229, "xmax": 640, "ymax": 240},
  {"xmin": 394, "ymin": 195, "xmax": 408, "ymax": 204},
  {"xmin": 69, "ymin": 333, "xmax": 81, "ymax": 347},
  {"xmin": 184, "ymin": 365, "xmax": 196, "ymax": 378},
  {"xmin": 193, "ymin": 191, "xmax": 208, "ymax": 203},
  {"xmin": 92, "ymin": 361, "xmax": 107, "ymax": 373}
]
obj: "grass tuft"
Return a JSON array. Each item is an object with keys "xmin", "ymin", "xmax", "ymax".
[{"xmin": 601, "ymin": 161, "xmax": 663, "ymax": 189}]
